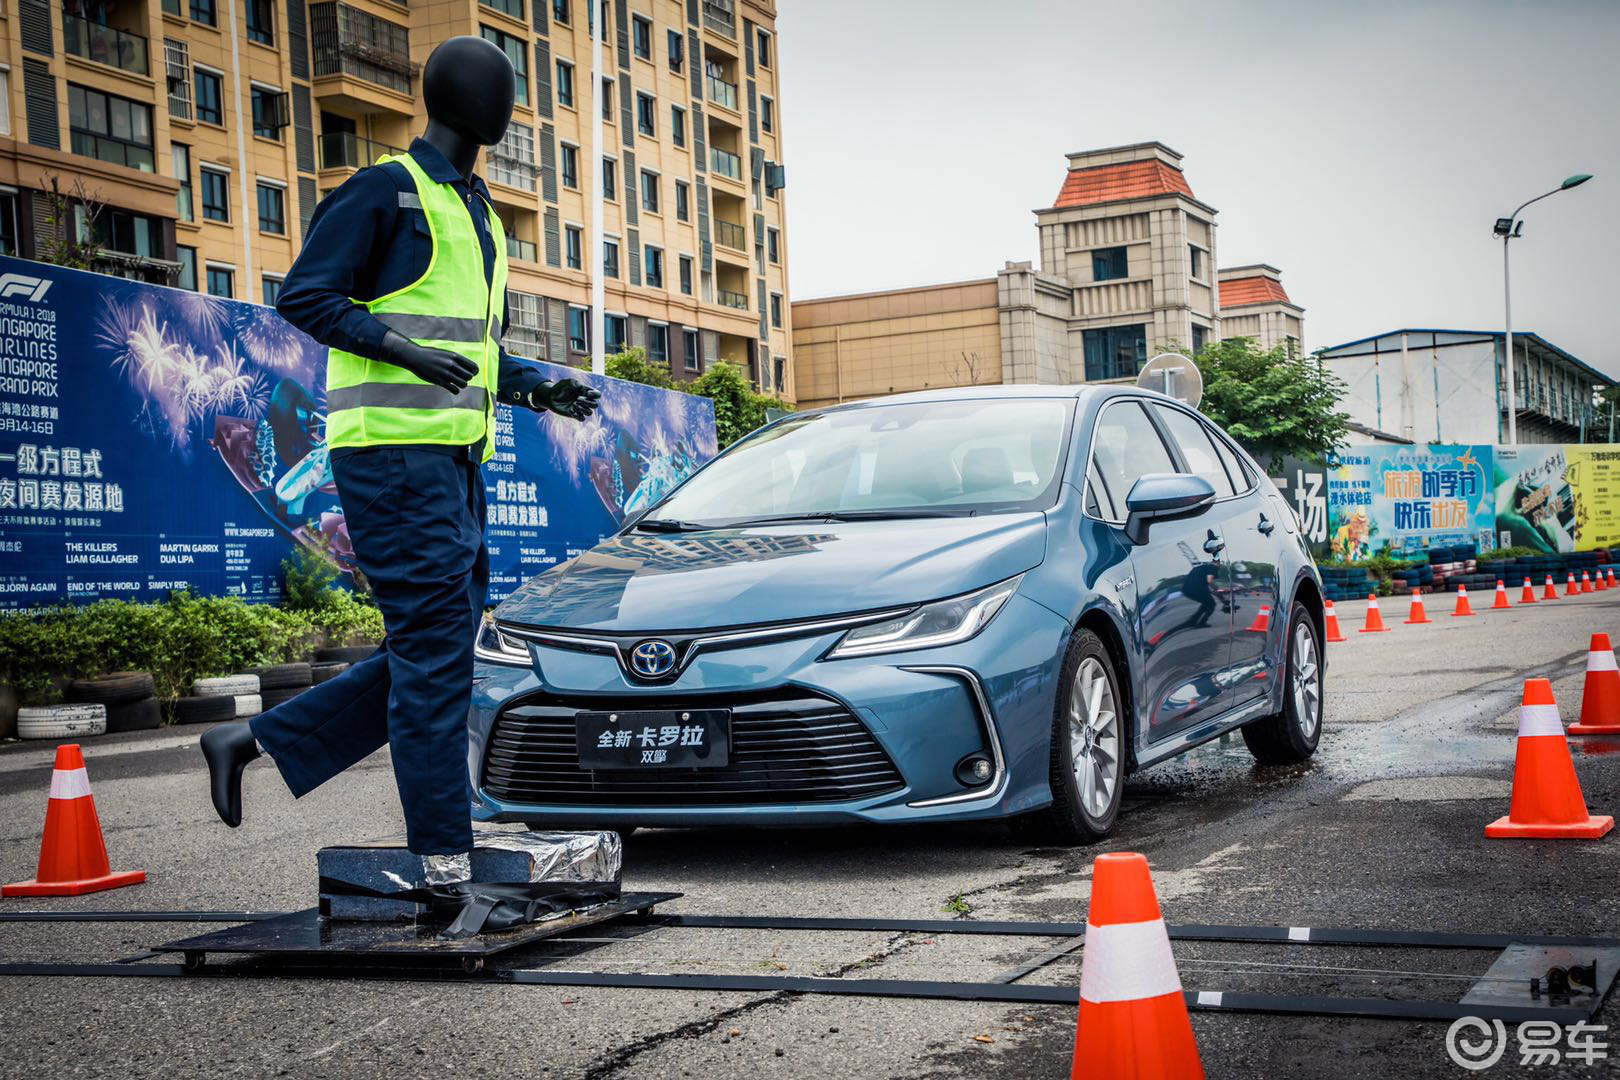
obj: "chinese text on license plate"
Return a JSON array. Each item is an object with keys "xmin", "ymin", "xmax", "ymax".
[{"xmin": 575, "ymin": 709, "xmax": 731, "ymax": 769}]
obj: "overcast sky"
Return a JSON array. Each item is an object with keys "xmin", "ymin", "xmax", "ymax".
[{"xmin": 775, "ymin": 0, "xmax": 1620, "ymax": 374}]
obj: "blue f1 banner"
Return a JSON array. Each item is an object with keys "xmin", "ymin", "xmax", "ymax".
[{"xmin": 0, "ymin": 257, "xmax": 718, "ymax": 609}]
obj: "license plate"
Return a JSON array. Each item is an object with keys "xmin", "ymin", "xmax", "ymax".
[{"xmin": 575, "ymin": 709, "xmax": 731, "ymax": 769}]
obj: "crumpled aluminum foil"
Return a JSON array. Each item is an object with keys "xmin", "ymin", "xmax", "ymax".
[{"xmin": 476, "ymin": 829, "xmax": 623, "ymax": 887}]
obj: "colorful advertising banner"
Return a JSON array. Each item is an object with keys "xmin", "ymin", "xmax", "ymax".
[
  {"xmin": 0, "ymin": 257, "xmax": 717, "ymax": 610},
  {"xmin": 1494, "ymin": 443, "xmax": 1620, "ymax": 554},
  {"xmin": 1323, "ymin": 444, "xmax": 1496, "ymax": 560}
]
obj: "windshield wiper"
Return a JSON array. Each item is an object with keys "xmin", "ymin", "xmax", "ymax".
[{"xmin": 632, "ymin": 517, "xmax": 711, "ymax": 533}]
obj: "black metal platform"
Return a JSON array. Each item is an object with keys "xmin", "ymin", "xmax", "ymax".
[{"xmin": 150, "ymin": 891, "xmax": 679, "ymax": 973}]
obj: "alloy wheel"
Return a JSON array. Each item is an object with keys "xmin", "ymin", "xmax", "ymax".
[
  {"xmin": 1291, "ymin": 621, "xmax": 1321, "ymax": 738},
  {"xmin": 1068, "ymin": 656, "xmax": 1120, "ymax": 819}
]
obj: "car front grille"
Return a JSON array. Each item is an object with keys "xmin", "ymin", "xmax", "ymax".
[{"xmin": 481, "ymin": 687, "xmax": 905, "ymax": 806}]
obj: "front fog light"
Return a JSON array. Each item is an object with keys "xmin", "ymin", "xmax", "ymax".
[
  {"xmin": 474, "ymin": 615, "xmax": 532, "ymax": 667},
  {"xmin": 827, "ymin": 575, "xmax": 1023, "ymax": 659},
  {"xmin": 956, "ymin": 754, "xmax": 994, "ymax": 787}
]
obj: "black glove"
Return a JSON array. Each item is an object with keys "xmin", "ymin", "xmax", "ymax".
[
  {"xmin": 527, "ymin": 378, "xmax": 602, "ymax": 421},
  {"xmin": 378, "ymin": 329, "xmax": 480, "ymax": 394}
]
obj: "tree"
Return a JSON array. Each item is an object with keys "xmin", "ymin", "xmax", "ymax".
[
  {"xmin": 689, "ymin": 360, "xmax": 793, "ymax": 447},
  {"xmin": 1187, "ymin": 338, "xmax": 1350, "ymax": 471},
  {"xmin": 37, "ymin": 177, "xmax": 104, "ymax": 270},
  {"xmin": 604, "ymin": 346, "xmax": 675, "ymax": 390}
]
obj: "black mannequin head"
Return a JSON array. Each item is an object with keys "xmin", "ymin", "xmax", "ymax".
[{"xmin": 421, "ymin": 36, "xmax": 516, "ymax": 173}]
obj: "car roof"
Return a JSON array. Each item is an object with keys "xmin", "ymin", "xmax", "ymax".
[{"xmin": 801, "ymin": 383, "xmax": 1190, "ymax": 416}]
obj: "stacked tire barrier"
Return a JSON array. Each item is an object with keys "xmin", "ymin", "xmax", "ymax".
[
  {"xmin": 1321, "ymin": 545, "xmax": 1620, "ymax": 600},
  {"xmin": 246, "ymin": 663, "xmax": 314, "ymax": 709},
  {"xmin": 66, "ymin": 672, "xmax": 160, "ymax": 734}
]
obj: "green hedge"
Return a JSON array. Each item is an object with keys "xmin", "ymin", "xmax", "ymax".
[{"xmin": 0, "ymin": 591, "xmax": 384, "ymax": 705}]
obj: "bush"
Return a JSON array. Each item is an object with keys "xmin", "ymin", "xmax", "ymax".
[
  {"xmin": 281, "ymin": 538, "xmax": 344, "ymax": 612},
  {"xmin": 0, "ymin": 591, "xmax": 384, "ymax": 706}
]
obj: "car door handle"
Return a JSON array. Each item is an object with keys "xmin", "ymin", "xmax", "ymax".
[
  {"xmin": 1203, "ymin": 533, "xmax": 1226, "ymax": 556},
  {"xmin": 1258, "ymin": 514, "xmax": 1275, "ymax": 536}
]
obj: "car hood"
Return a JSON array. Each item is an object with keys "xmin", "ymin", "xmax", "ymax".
[{"xmin": 497, "ymin": 514, "xmax": 1049, "ymax": 632}]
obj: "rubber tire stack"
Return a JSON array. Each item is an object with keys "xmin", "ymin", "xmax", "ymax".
[
  {"xmin": 247, "ymin": 663, "xmax": 313, "ymax": 709},
  {"xmin": 67, "ymin": 672, "xmax": 161, "ymax": 733},
  {"xmin": 18, "ymin": 703, "xmax": 107, "ymax": 740},
  {"xmin": 315, "ymin": 645, "xmax": 377, "ymax": 665},
  {"xmin": 170, "ymin": 695, "xmax": 239, "ymax": 725},
  {"xmin": 311, "ymin": 661, "xmax": 349, "ymax": 684},
  {"xmin": 194, "ymin": 675, "xmax": 262, "ymax": 720}
]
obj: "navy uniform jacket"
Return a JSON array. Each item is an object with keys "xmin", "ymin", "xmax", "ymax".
[{"xmin": 276, "ymin": 137, "xmax": 550, "ymax": 458}]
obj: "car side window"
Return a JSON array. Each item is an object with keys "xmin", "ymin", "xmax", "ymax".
[
  {"xmin": 1151, "ymin": 404, "xmax": 1237, "ymax": 498},
  {"xmin": 1206, "ymin": 426, "xmax": 1254, "ymax": 494},
  {"xmin": 1088, "ymin": 400, "xmax": 1177, "ymax": 522}
]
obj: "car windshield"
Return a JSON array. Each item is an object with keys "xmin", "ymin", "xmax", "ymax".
[{"xmin": 644, "ymin": 397, "xmax": 1073, "ymax": 526}]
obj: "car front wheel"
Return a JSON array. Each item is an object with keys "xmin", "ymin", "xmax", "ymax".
[
  {"xmin": 1016, "ymin": 629, "xmax": 1126, "ymax": 844},
  {"xmin": 1240, "ymin": 600, "xmax": 1322, "ymax": 765}
]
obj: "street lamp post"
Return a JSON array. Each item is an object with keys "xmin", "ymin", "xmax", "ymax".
[{"xmin": 1493, "ymin": 173, "xmax": 1592, "ymax": 444}]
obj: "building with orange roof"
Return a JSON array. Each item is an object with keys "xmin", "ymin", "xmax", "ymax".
[{"xmin": 1217, "ymin": 265, "xmax": 1303, "ymax": 354}]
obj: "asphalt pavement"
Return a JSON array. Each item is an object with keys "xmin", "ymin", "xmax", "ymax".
[{"xmin": 3, "ymin": 587, "xmax": 1620, "ymax": 1078}]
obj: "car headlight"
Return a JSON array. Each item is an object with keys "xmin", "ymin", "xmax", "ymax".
[
  {"xmin": 474, "ymin": 614, "xmax": 532, "ymax": 667},
  {"xmin": 827, "ymin": 575, "xmax": 1023, "ymax": 659}
]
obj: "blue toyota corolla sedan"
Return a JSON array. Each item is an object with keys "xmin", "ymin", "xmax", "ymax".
[{"xmin": 468, "ymin": 385, "xmax": 1324, "ymax": 843}]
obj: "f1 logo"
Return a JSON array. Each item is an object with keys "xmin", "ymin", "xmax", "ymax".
[{"xmin": 0, "ymin": 273, "xmax": 52, "ymax": 302}]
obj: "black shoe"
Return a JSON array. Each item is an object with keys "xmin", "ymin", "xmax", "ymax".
[
  {"xmin": 424, "ymin": 883, "xmax": 536, "ymax": 939},
  {"xmin": 200, "ymin": 721, "xmax": 260, "ymax": 828}
]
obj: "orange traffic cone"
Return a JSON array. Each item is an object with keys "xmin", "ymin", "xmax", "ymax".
[
  {"xmin": 1491, "ymin": 580, "xmax": 1511, "ymax": 610},
  {"xmin": 1073, "ymin": 852, "xmax": 1205, "ymax": 1080},
  {"xmin": 2, "ymin": 744, "xmax": 146, "ymax": 897},
  {"xmin": 1545, "ymin": 574, "xmax": 1559, "ymax": 601},
  {"xmin": 1323, "ymin": 600, "xmax": 1346, "ymax": 643},
  {"xmin": 1608, "ymin": 569, "xmax": 1616, "ymax": 588},
  {"xmin": 1570, "ymin": 634, "xmax": 1620, "ymax": 736},
  {"xmin": 1567, "ymin": 572, "xmax": 1580, "ymax": 597},
  {"xmin": 1404, "ymin": 590, "xmax": 1431, "ymax": 625},
  {"xmin": 1486, "ymin": 680, "xmax": 1613, "ymax": 839},
  {"xmin": 1520, "ymin": 578, "xmax": 1538, "ymax": 604},
  {"xmin": 1452, "ymin": 585, "xmax": 1476, "ymax": 618},
  {"xmin": 1582, "ymin": 571, "xmax": 1594, "ymax": 594},
  {"xmin": 1598, "ymin": 571, "xmax": 1609, "ymax": 593},
  {"xmin": 1360, "ymin": 593, "xmax": 1390, "ymax": 633},
  {"xmin": 1246, "ymin": 605, "xmax": 1271, "ymax": 634}
]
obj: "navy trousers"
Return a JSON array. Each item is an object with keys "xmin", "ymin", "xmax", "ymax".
[{"xmin": 251, "ymin": 448, "xmax": 488, "ymax": 855}]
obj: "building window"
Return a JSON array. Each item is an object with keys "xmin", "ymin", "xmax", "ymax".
[
  {"xmin": 0, "ymin": 70, "xmax": 9, "ymax": 137},
  {"xmin": 668, "ymin": 29, "xmax": 683, "ymax": 71},
  {"xmin": 200, "ymin": 166, "xmax": 229, "ymax": 222},
  {"xmin": 250, "ymin": 85, "xmax": 288, "ymax": 140},
  {"xmin": 552, "ymin": 0, "xmax": 569, "ymax": 24},
  {"xmin": 194, "ymin": 67, "xmax": 223, "ymax": 125},
  {"xmin": 164, "ymin": 39, "xmax": 193, "ymax": 119},
  {"xmin": 84, "ymin": 207, "xmax": 162, "ymax": 257},
  {"xmin": 206, "ymin": 264, "xmax": 234, "ymax": 298},
  {"xmin": 632, "ymin": 14, "xmax": 651, "ymax": 59},
  {"xmin": 504, "ymin": 290, "xmax": 544, "ymax": 356},
  {"xmin": 601, "ymin": 77, "xmax": 614, "ymax": 120},
  {"xmin": 172, "ymin": 143, "xmax": 193, "ymax": 222},
  {"xmin": 603, "ymin": 237, "xmax": 619, "ymax": 278},
  {"xmin": 636, "ymin": 92, "xmax": 655, "ymax": 137},
  {"xmin": 1092, "ymin": 246, "xmax": 1128, "ymax": 282},
  {"xmin": 679, "ymin": 254, "xmax": 693, "ymax": 296},
  {"xmin": 262, "ymin": 275, "xmax": 283, "ymax": 306},
  {"xmin": 560, "ymin": 142, "xmax": 578, "ymax": 189},
  {"xmin": 565, "ymin": 224, "xmax": 582, "ymax": 269},
  {"xmin": 190, "ymin": 0, "xmax": 216, "ymax": 26},
  {"xmin": 647, "ymin": 323, "xmax": 668, "ymax": 365},
  {"xmin": 756, "ymin": 27, "xmax": 771, "ymax": 68},
  {"xmin": 683, "ymin": 327, "xmax": 700, "ymax": 371},
  {"xmin": 760, "ymin": 95, "xmax": 774, "ymax": 134},
  {"xmin": 770, "ymin": 291, "xmax": 782, "ymax": 329},
  {"xmin": 68, "ymin": 85, "xmax": 155, "ymax": 171},
  {"xmin": 556, "ymin": 60, "xmax": 574, "ymax": 107},
  {"xmin": 670, "ymin": 105, "xmax": 685, "ymax": 148},
  {"xmin": 567, "ymin": 305, "xmax": 587, "ymax": 352},
  {"xmin": 674, "ymin": 180, "xmax": 689, "ymax": 222},
  {"xmin": 604, "ymin": 314, "xmax": 626, "ymax": 352},
  {"xmin": 256, "ymin": 181, "xmax": 286, "ymax": 234},
  {"xmin": 1191, "ymin": 323, "xmax": 1207, "ymax": 354},
  {"xmin": 246, "ymin": 0, "xmax": 275, "ymax": 45},
  {"xmin": 766, "ymin": 226, "xmax": 779, "ymax": 264},
  {"xmin": 602, "ymin": 157, "xmax": 616, "ymax": 199},
  {"xmin": 482, "ymin": 0, "xmax": 523, "ymax": 18},
  {"xmin": 177, "ymin": 245, "xmax": 197, "ymax": 290},
  {"xmin": 488, "ymin": 121, "xmax": 536, "ymax": 191},
  {"xmin": 481, "ymin": 26, "xmax": 528, "ymax": 107},
  {"xmin": 1188, "ymin": 245, "xmax": 1203, "ymax": 280},
  {"xmin": 644, "ymin": 245, "xmax": 663, "ymax": 287},
  {"xmin": 640, "ymin": 169, "xmax": 659, "ymax": 213},
  {"xmin": 1082, "ymin": 324, "xmax": 1147, "ymax": 381}
]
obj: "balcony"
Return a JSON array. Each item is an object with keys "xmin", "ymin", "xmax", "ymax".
[
  {"xmin": 310, "ymin": 1, "xmax": 417, "ymax": 102},
  {"xmin": 506, "ymin": 235, "xmax": 537, "ymax": 262},
  {"xmin": 64, "ymin": 14, "xmax": 149, "ymax": 75},
  {"xmin": 706, "ymin": 73, "xmax": 738, "ymax": 112},
  {"xmin": 711, "ymin": 146, "xmax": 742, "ymax": 181},
  {"xmin": 717, "ymin": 288, "xmax": 749, "ymax": 311},
  {"xmin": 701, "ymin": 0, "xmax": 735, "ymax": 38},
  {"xmin": 713, "ymin": 219, "xmax": 746, "ymax": 252},
  {"xmin": 318, "ymin": 131, "xmax": 402, "ymax": 170}
]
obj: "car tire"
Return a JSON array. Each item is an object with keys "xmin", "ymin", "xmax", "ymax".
[
  {"xmin": 195, "ymin": 675, "xmax": 260, "ymax": 697},
  {"xmin": 1015, "ymin": 629, "xmax": 1126, "ymax": 845},
  {"xmin": 244, "ymin": 663, "xmax": 312, "ymax": 691},
  {"xmin": 234, "ymin": 694, "xmax": 263, "ymax": 718},
  {"xmin": 311, "ymin": 661, "xmax": 349, "ymax": 684},
  {"xmin": 66, "ymin": 672, "xmax": 156, "ymax": 706},
  {"xmin": 262, "ymin": 685, "xmax": 307, "ymax": 709},
  {"xmin": 18, "ymin": 703, "xmax": 107, "ymax": 740},
  {"xmin": 105, "ymin": 696, "xmax": 162, "ymax": 733},
  {"xmin": 169, "ymin": 695, "xmax": 239, "ymax": 726},
  {"xmin": 1241, "ymin": 601, "xmax": 1323, "ymax": 766}
]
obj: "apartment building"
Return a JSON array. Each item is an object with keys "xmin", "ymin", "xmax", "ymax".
[
  {"xmin": 792, "ymin": 141, "xmax": 1303, "ymax": 409},
  {"xmin": 0, "ymin": 0, "xmax": 793, "ymax": 395}
]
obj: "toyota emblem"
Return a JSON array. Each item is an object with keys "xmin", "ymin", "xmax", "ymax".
[{"xmin": 629, "ymin": 639, "xmax": 677, "ymax": 679}]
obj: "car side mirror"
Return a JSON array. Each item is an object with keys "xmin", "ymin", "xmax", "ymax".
[{"xmin": 1123, "ymin": 473, "xmax": 1216, "ymax": 545}]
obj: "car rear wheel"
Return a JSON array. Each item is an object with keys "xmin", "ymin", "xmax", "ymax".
[
  {"xmin": 1240, "ymin": 601, "xmax": 1322, "ymax": 765},
  {"xmin": 1015, "ymin": 629, "xmax": 1125, "ymax": 844}
]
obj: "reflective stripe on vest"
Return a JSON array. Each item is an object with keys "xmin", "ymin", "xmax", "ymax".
[{"xmin": 324, "ymin": 152, "xmax": 507, "ymax": 462}]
